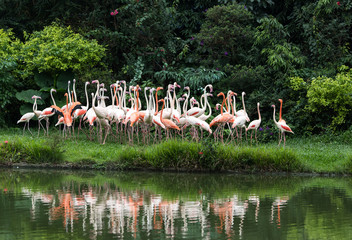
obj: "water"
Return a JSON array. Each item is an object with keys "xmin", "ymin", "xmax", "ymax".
[{"xmin": 1, "ymin": 169, "xmax": 352, "ymax": 239}]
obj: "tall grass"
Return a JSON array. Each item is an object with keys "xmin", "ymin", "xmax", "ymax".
[
  {"xmin": 2, "ymin": 128, "xmax": 352, "ymax": 173},
  {"xmin": 0, "ymin": 137, "xmax": 64, "ymax": 164}
]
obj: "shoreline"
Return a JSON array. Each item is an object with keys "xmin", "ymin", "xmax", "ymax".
[{"xmin": 0, "ymin": 162, "xmax": 350, "ymax": 177}]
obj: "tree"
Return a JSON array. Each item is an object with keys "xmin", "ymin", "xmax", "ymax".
[
  {"xmin": 20, "ymin": 22, "xmax": 106, "ymax": 86},
  {"xmin": 0, "ymin": 29, "xmax": 21, "ymax": 126}
]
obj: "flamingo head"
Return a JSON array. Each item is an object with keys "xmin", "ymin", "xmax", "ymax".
[
  {"xmin": 158, "ymin": 99, "xmax": 164, "ymax": 103},
  {"xmin": 271, "ymin": 104, "xmax": 275, "ymax": 108},
  {"xmin": 156, "ymin": 87, "xmax": 163, "ymax": 91},
  {"xmin": 278, "ymin": 99, "xmax": 283, "ymax": 103},
  {"xmin": 91, "ymin": 80, "xmax": 99, "ymax": 84},
  {"xmin": 32, "ymin": 95, "xmax": 41, "ymax": 99},
  {"xmin": 85, "ymin": 81, "xmax": 90, "ymax": 86},
  {"xmin": 217, "ymin": 92, "xmax": 224, "ymax": 97},
  {"xmin": 73, "ymin": 79, "xmax": 76, "ymax": 83},
  {"xmin": 184, "ymin": 86, "xmax": 190, "ymax": 90},
  {"xmin": 51, "ymin": 89, "xmax": 56, "ymax": 93}
]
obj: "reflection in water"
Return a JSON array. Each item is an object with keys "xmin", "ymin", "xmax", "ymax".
[{"xmin": 1, "ymin": 170, "xmax": 352, "ymax": 239}]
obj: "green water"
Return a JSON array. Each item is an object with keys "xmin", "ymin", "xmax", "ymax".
[{"xmin": 0, "ymin": 169, "xmax": 352, "ymax": 239}]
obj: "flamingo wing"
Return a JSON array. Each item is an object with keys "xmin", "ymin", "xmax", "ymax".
[
  {"xmin": 50, "ymin": 105, "xmax": 64, "ymax": 118},
  {"xmin": 280, "ymin": 123, "xmax": 293, "ymax": 133}
]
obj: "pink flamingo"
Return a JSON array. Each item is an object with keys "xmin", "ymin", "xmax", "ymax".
[
  {"xmin": 245, "ymin": 102, "xmax": 261, "ymax": 144},
  {"xmin": 272, "ymin": 104, "xmax": 293, "ymax": 147},
  {"xmin": 158, "ymin": 99, "xmax": 180, "ymax": 139}
]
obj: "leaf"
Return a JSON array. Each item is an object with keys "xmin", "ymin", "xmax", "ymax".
[
  {"xmin": 16, "ymin": 89, "xmax": 45, "ymax": 104},
  {"xmin": 19, "ymin": 103, "xmax": 35, "ymax": 118},
  {"xmin": 34, "ymin": 71, "xmax": 53, "ymax": 89},
  {"xmin": 57, "ymin": 71, "xmax": 74, "ymax": 89}
]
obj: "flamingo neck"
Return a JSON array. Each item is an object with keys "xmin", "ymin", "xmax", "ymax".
[
  {"xmin": 68, "ymin": 82, "xmax": 72, "ymax": 103},
  {"xmin": 273, "ymin": 106, "xmax": 277, "ymax": 124},
  {"xmin": 85, "ymin": 83, "xmax": 89, "ymax": 108},
  {"xmin": 242, "ymin": 93, "xmax": 246, "ymax": 113},
  {"xmin": 93, "ymin": 81, "xmax": 100, "ymax": 109},
  {"xmin": 66, "ymin": 94, "xmax": 69, "ymax": 111},
  {"xmin": 220, "ymin": 94, "xmax": 225, "ymax": 115},
  {"xmin": 160, "ymin": 100, "xmax": 165, "ymax": 123},
  {"xmin": 50, "ymin": 90, "xmax": 56, "ymax": 106},
  {"xmin": 155, "ymin": 90, "xmax": 159, "ymax": 115},
  {"xmin": 279, "ymin": 100, "xmax": 283, "ymax": 121},
  {"xmin": 73, "ymin": 80, "xmax": 77, "ymax": 102}
]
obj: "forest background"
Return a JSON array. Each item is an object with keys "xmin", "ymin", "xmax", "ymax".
[{"xmin": 0, "ymin": 0, "xmax": 351, "ymax": 137}]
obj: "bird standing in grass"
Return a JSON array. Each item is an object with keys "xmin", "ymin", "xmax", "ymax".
[
  {"xmin": 272, "ymin": 104, "xmax": 293, "ymax": 147},
  {"xmin": 246, "ymin": 102, "xmax": 261, "ymax": 144}
]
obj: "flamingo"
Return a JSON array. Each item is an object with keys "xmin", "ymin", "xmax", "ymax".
[
  {"xmin": 130, "ymin": 85, "xmax": 141, "ymax": 127},
  {"xmin": 158, "ymin": 99, "xmax": 180, "ymax": 139},
  {"xmin": 91, "ymin": 80, "xmax": 111, "ymax": 144},
  {"xmin": 209, "ymin": 92, "xmax": 235, "ymax": 127},
  {"xmin": 32, "ymin": 95, "xmax": 47, "ymax": 136},
  {"xmin": 38, "ymin": 89, "xmax": 57, "ymax": 135},
  {"xmin": 185, "ymin": 84, "xmax": 212, "ymax": 117},
  {"xmin": 17, "ymin": 95, "xmax": 37, "ymax": 135},
  {"xmin": 272, "ymin": 104, "xmax": 294, "ymax": 147},
  {"xmin": 50, "ymin": 93, "xmax": 82, "ymax": 128},
  {"xmin": 210, "ymin": 92, "xmax": 236, "ymax": 142},
  {"xmin": 73, "ymin": 81, "xmax": 90, "ymax": 120},
  {"xmin": 235, "ymin": 92, "xmax": 249, "ymax": 121},
  {"xmin": 50, "ymin": 93, "xmax": 82, "ymax": 139},
  {"xmin": 246, "ymin": 102, "xmax": 261, "ymax": 144}
]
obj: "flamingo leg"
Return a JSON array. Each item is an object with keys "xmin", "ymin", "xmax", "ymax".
[
  {"xmin": 22, "ymin": 122, "xmax": 26, "ymax": 135},
  {"xmin": 278, "ymin": 130, "xmax": 283, "ymax": 146},
  {"xmin": 250, "ymin": 131, "xmax": 253, "ymax": 145}
]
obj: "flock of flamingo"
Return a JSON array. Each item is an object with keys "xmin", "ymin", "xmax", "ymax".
[{"xmin": 17, "ymin": 80, "xmax": 294, "ymax": 146}]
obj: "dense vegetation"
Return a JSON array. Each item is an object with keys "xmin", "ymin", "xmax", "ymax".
[{"xmin": 1, "ymin": 0, "xmax": 352, "ymax": 135}]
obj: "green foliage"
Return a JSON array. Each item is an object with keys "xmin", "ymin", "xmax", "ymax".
[
  {"xmin": 289, "ymin": 1, "xmax": 352, "ymax": 68},
  {"xmin": 181, "ymin": 67, "xmax": 225, "ymax": 89},
  {"xmin": 0, "ymin": 29, "xmax": 22, "ymax": 126},
  {"xmin": 155, "ymin": 67, "xmax": 225, "ymax": 89},
  {"xmin": 195, "ymin": 3, "xmax": 256, "ymax": 66},
  {"xmin": 306, "ymin": 67, "xmax": 352, "ymax": 128},
  {"xmin": 255, "ymin": 16, "xmax": 305, "ymax": 72},
  {"xmin": 21, "ymin": 22, "xmax": 106, "ymax": 77}
]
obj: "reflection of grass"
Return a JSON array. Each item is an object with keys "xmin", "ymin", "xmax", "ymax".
[
  {"xmin": 1, "ymin": 129, "xmax": 352, "ymax": 173},
  {"xmin": 2, "ymin": 169, "xmax": 352, "ymax": 202}
]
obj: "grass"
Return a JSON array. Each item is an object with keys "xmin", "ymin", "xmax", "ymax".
[{"xmin": 1, "ymin": 128, "xmax": 352, "ymax": 174}]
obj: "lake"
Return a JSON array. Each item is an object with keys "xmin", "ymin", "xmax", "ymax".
[{"xmin": 0, "ymin": 169, "xmax": 352, "ymax": 239}]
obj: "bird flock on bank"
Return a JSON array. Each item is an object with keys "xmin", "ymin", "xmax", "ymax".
[{"xmin": 17, "ymin": 80, "xmax": 294, "ymax": 146}]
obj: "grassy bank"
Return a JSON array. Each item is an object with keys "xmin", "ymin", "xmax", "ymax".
[{"xmin": 1, "ymin": 128, "xmax": 352, "ymax": 174}]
